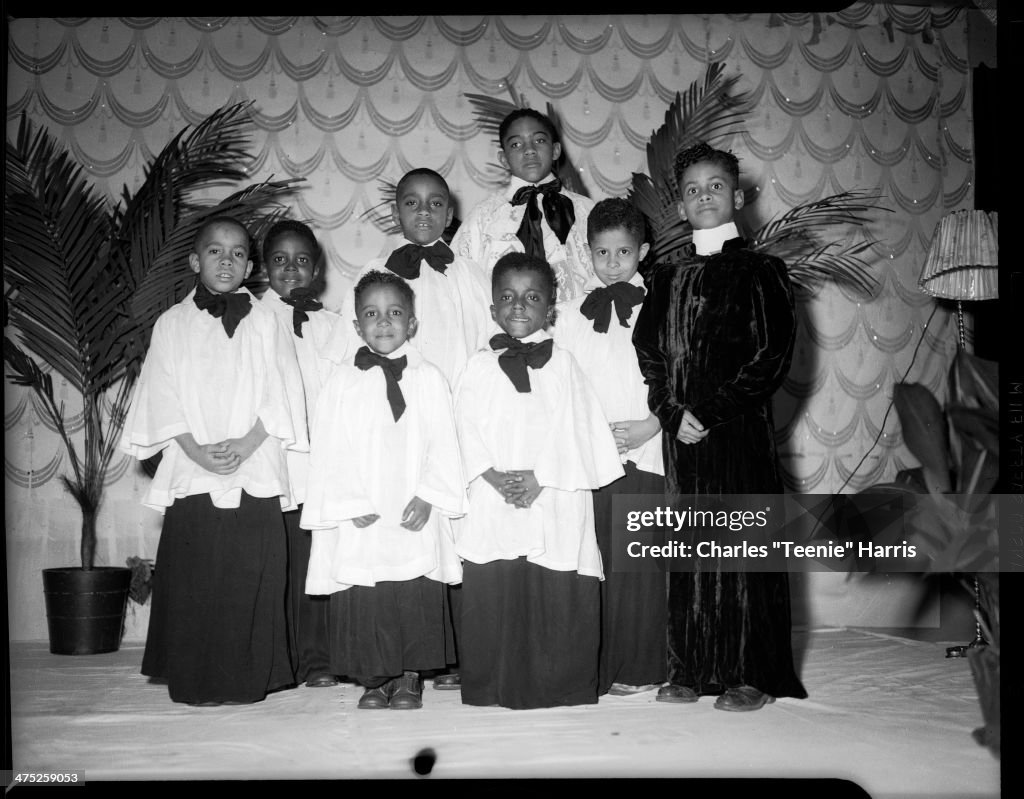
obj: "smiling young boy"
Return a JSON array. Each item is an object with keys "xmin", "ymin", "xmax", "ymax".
[
  {"xmin": 451, "ymin": 109, "xmax": 595, "ymax": 302},
  {"xmin": 301, "ymin": 270, "xmax": 466, "ymax": 710},
  {"xmin": 632, "ymin": 141, "xmax": 807, "ymax": 712},
  {"xmin": 452, "ymin": 252, "xmax": 623, "ymax": 709},
  {"xmin": 553, "ymin": 198, "xmax": 666, "ymax": 697},
  {"xmin": 121, "ymin": 216, "xmax": 308, "ymax": 706},
  {"xmin": 324, "ymin": 168, "xmax": 491, "ymax": 389},
  {"xmin": 260, "ymin": 220, "xmax": 340, "ymax": 689}
]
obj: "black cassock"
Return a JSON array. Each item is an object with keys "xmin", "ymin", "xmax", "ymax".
[{"xmin": 632, "ymin": 237, "xmax": 807, "ymax": 698}]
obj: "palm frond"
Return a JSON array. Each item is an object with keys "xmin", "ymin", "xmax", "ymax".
[
  {"xmin": 464, "ymin": 92, "xmax": 523, "ymax": 141},
  {"xmin": 627, "ymin": 63, "xmax": 749, "ymax": 263},
  {"xmin": 544, "ymin": 102, "xmax": 588, "ymax": 197},
  {"xmin": 4, "ymin": 113, "xmax": 113, "ymax": 395},
  {"xmin": 750, "ymin": 190, "xmax": 888, "ymax": 296},
  {"xmin": 362, "ymin": 179, "xmax": 402, "ymax": 236}
]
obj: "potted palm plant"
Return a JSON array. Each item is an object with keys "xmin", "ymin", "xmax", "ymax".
[{"xmin": 4, "ymin": 101, "xmax": 301, "ymax": 655}]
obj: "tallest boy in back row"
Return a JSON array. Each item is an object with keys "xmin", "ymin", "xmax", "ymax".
[
  {"xmin": 632, "ymin": 141, "xmax": 807, "ymax": 712},
  {"xmin": 451, "ymin": 108, "xmax": 594, "ymax": 302}
]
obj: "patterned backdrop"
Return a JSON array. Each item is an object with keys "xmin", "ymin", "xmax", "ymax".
[{"xmin": 5, "ymin": 10, "xmax": 976, "ymax": 640}]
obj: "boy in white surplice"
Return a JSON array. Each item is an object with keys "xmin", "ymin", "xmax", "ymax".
[
  {"xmin": 452, "ymin": 252, "xmax": 623, "ymax": 709},
  {"xmin": 120, "ymin": 215, "xmax": 307, "ymax": 706},
  {"xmin": 302, "ymin": 270, "xmax": 466, "ymax": 710}
]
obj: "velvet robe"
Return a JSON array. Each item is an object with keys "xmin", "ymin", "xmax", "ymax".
[{"xmin": 632, "ymin": 238, "xmax": 807, "ymax": 699}]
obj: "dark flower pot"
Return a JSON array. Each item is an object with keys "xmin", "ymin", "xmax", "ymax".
[{"xmin": 42, "ymin": 567, "xmax": 132, "ymax": 655}]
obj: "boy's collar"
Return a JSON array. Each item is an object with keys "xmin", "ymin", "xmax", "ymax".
[
  {"xmin": 692, "ymin": 222, "xmax": 740, "ymax": 256},
  {"xmin": 399, "ymin": 236, "xmax": 444, "ymax": 248},
  {"xmin": 507, "ymin": 173, "xmax": 558, "ymax": 194},
  {"xmin": 517, "ymin": 328, "xmax": 550, "ymax": 344},
  {"xmin": 359, "ymin": 341, "xmax": 412, "ymax": 360},
  {"xmin": 583, "ymin": 271, "xmax": 645, "ymax": 293}
]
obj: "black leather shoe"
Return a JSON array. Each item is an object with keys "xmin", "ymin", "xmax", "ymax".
[
  {"xmin": 714, "ymin": 685, "xmax": 775, "ymax": 712},
  {"xmin": 390, "ymin": 671, "xmax": 423, "ymax": 710},
  {"xmin": 433, "ymin": 672, "xmax": 461, "ymax": 691},
  {"xmin": 305, "ymin": 674, "xmax": 339, "ymax": 688},
  {"xmin": 357, "ymin": 683, "xmax": 393, "ymax": 709},
  {"xmin": 655, "ymin": 684, "xmax": 699, "ymax": 704}
]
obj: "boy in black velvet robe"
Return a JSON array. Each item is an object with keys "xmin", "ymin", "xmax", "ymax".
[{"xmin": 632, "ymin": 142, "xmax": 807, "ymax": 712}]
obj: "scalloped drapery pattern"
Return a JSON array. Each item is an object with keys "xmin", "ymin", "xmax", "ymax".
[{"xmin": 5, "ymin": 10, "xmax": 972, "ymax": 639}]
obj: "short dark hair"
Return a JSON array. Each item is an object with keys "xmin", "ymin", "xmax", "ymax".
[
  {"xmin": 395, "ymin": 168, "xmax": 450, "ymax": 201},
  {"xmin": 498, "ymin": 108, "xmax": 559, "ymax": 147},
  {"xmin": 353, "ymin": 269, "xmax": 416, "ymax": 315},
  {"xmin": 673, "ymin": 141, "xmax": 741, "ymax": 189},
  {"xmin": 192, "ymin": 215, "xmax": 250, "ymax": 254},
  {"xmin": 261, "ymin": 219, "xmax": 320, "ymax": 265},
  {"xmin": 587, "ymin": 198, "xmax": 648, "ymax": 247},
  {"xmin": 491, "ymin": 252, "xmax": 557, "ymax": 303}
]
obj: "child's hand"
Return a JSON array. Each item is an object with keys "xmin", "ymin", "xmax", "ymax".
[
  {"xmin": 483, "ymin": 468, "xmax": 526, "ymax": 501},
  {"xmin": 611, "ymin": 414, "xmax": 661, "ymax": 454},
  {"xmin": 216, "ymin": 436, "xmax": 258, "ymax": 464},
  {"xmin": 508, "ymin": 470, "xmax": 542, "ymax": 508},
  {"xmin": 401, "ymin": 496, "xmax": 432, "ymax": 531},
  {"xmin": 676, "ymin": 410, "xmax": 708, "ymax": 445},
  {"xmin": 213, "ymin": 420, "xmax": 268, "ymax": 466},
  {"xmin": 352, "ymin": 514, "xmax": 380, "ymax": 528},
  {"xmin": 195, "ymin": 443, "xmax": 241, "ymax": 475}
]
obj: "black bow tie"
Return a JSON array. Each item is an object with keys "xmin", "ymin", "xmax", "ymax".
[
  {"xmin": 383, "ymin": 241, "xmax": 454, "ymax": 281},
  {"xmin": 509, "ymin": 178, "xmax": 576, "ymax": 259},
  {"xmin": 489, "ymin": 334, "xmax": 554, "ymax": 393},
  {"xmin": 353, "ymin": 346, "xmax": 408, "ymax": 421},
  {"xmin": 280, "ymin": 287, "xmax": 323, "ymax": 338},
  {"xmin": 193, "ymin": 282, "xmax": 252, "ymax": 338},
  {"xmin": 578, "ymin": 281, "xmax": 646, "ymax": 334}
]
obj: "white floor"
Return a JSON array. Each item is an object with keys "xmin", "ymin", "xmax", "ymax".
[{"xmin": 6, "ymin": 626, "xmax": 1001, "ymax": 796}]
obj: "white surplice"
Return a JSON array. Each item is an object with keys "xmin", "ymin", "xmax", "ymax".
[
  {"xmin": 119, "ymin": 286, "xmax": 308, "ymax": 512},
  {"xmin": 261, "ymin": 287, "xmax": 340, "ymax": 505},
  {"xmin": 301, "ymin": 343, "xmax": 466, "ymax": 593},
  {"xmin": 552, "ymin": 273, "xmax": 664, "ymax": 476},
  {"xmin": 452, "ymin": 330, "xmax": 624, "ymax": 578},
  {"xmin": 449, "ymin": 175, "xmax": 595, "ymax": 302},
  {"xmin": 321, "ymin": 241, "xmax": 493, "ymax": 389}
]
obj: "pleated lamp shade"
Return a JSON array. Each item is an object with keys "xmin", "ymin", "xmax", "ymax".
[{"xmin": 918, "ymin": 209, "xmax": 999, "ymax": 301}]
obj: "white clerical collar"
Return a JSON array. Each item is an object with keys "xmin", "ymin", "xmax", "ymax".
[{"xmin": 692, "ymin": 222, "xmax": 740, "ymax": 256}]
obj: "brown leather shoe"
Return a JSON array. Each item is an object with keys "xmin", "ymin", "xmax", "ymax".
[
  {"xmin": 357, "ymin": 682, "xmax": 393, "ymax": 709},
  {"xmin": 714, "ymin": 685, "xmax": 775, "ymax": 712},
  {"xmin": 433, "ymin": 672, "xmax": 461, "ymax": 690},
  {"xmin": 655, "ymin": 684, "xmax": 699, "ymax": 704},
  {"xmin": 390, "ymin": 671, "xmax": 423, "ymax": 710}
]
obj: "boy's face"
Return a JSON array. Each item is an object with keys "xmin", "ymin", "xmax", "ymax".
[
  {"xmin": 490, "ymin": 268, "xmax": 554, "ymax": 339},
  {"xmin": 352, "ymin": 283, "xmax": 417, "ymax": 356},
  {"xmin": 266, "ymin": 232, "xmax": 318, "ymax": 299},
  {"xmin": 392, "ymin": 174, "xmax": 454, "ymax": 246},
  {"xmin": 677, "ymin": 161, "xmax": 744, "ymax": 230},
  {"xmin": 589, "ymin": 227, "xmax": 650, "ymax": 287},
  {"xmin": 498, "ymin": 117, "xmax": 562, "ymax": 185},
  {"xmin": 189, "ymin": 222, "xmax": 253, "ymax": 294}
]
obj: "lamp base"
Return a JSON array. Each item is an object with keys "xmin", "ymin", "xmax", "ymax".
[{"xmin": 945, "ymin": 635, "xmax": 986, "ymax": 658}]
